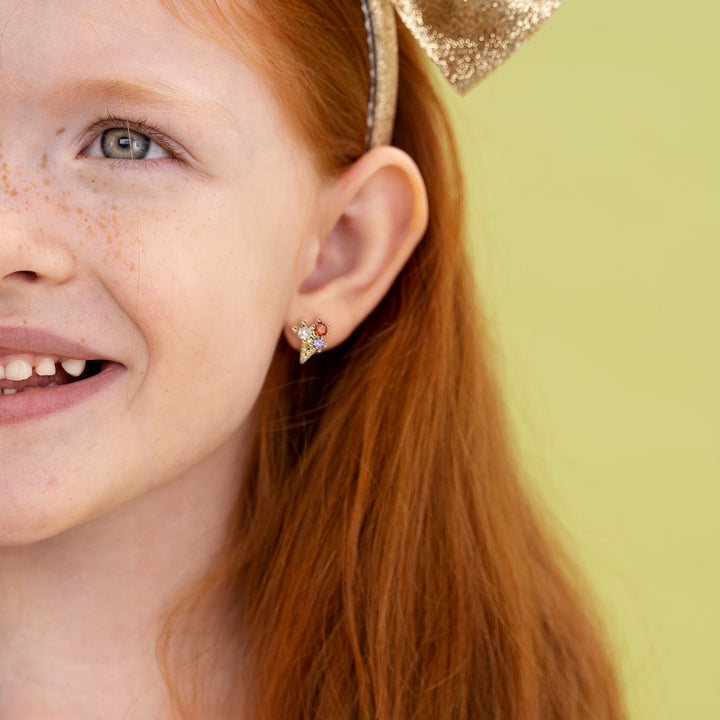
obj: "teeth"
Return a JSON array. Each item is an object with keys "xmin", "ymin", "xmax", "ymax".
[
  {"xmin": 2, "ymin": 388, "xmax": 18, "ymax": 395},
  {"xmin": 0, "ymin": 355, "xmax": 88, "ymax": 382},
  {"xmin": 35, "ymin": 357, "xmax": 57, "ymax": 376},
  {"xmin": 5, "ymin": 358, "xmax": 33, "ymax": 381},
  {"xmin": 61, "ymin": 358, "xmax": 86, "ymax": 377}
]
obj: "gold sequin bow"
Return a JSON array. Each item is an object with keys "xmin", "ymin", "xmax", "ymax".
[{"xmin": 360, "ymin": 0, "xmax": 562, "ymax": 148}]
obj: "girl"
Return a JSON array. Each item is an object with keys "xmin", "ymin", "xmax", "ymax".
[{"xmin": 0, "ymin": 0, "xmax": 625, "ymax": 718}]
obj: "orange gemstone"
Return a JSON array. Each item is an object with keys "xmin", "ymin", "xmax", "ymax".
[{"xmin": 315, "ymin": 322, "xmax": 327, "ymax": 336}]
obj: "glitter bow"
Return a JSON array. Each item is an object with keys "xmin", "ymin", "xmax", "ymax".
[{"xmin": 361, "ymin": 0, "xmax": 562, "ymax": 147}]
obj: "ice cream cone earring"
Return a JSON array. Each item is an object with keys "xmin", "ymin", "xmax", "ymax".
[{"xmin": 291, "ymin": 318, "xmax": 329, "ymax": 364}]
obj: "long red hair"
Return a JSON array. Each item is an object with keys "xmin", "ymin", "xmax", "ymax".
[{"xmin": 158, "ymin": 2, "xmax": 625, "ymax": 718}]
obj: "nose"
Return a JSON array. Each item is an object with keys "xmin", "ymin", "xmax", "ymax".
[
  {"xmin": 0, "ymin": 233, "xmax": 76, "ymax": 288},
  {"xmin": 0, "ymin": 201, "xmax": 76, "ymax": 289},
  {"xmin": 0, "ymin": 240, "xmax": 75, "ymax": 285}
]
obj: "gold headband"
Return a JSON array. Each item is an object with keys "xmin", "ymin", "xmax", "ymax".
[{"xmin": 360, "ymin": 0, "xmax": 562, "ymax": 148}]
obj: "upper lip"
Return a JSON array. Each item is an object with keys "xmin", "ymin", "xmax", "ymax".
[{"xmin": 0, "ymin": 327, "xmax": 110, "ymax": 361}]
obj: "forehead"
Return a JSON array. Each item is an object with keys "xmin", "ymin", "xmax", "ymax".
[{"xmin": 0, "ymin": 0, "xmax": 256, "ymax": 114}]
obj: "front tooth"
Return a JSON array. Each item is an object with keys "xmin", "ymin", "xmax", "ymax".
[
  {"xmin": 61, "ymin": 358, "xmax": 86, "ymax": 377},
  {"xmin": 35, "ymin": 357, "xmax": 57, "ymax": 376},
  {"xmin": 0, "ymin": 364, "xmax": 4, "ymax": 380},
  {"xmin": 5, "ymin": 358, "xmax": 33, "ymax": 381}
]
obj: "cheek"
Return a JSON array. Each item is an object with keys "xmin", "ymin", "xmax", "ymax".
[
  {"xmin": 88, "ymin": 186, "xmax": 296, "ymax": 311},
  {"xmin": 84, "ymin": 190, "xmax": 300, "ymax": 462}
]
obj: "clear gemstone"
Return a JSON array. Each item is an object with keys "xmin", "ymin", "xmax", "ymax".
[{"xmin": 297, "ymin": 326, "xmax": 313, "ymax": 341}]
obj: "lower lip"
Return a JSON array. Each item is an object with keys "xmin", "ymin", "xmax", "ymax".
[{"xmin": 0, "ymin": 363, "xmax": 125, "ymax": 425}]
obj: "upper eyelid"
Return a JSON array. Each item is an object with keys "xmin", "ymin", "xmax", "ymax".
[{"xmin": 81, "ymin": 115, "xmax": 189, "ymax": 161}]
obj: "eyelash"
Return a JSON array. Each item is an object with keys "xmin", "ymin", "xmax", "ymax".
[{"xmin": 82, "ymin": 113, "xmax": 188, "ymax": 167}]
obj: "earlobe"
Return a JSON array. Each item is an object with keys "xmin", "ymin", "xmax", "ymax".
[{"xmin": 284, "ymin": 146, "xmax": 428, "ymax": 354}]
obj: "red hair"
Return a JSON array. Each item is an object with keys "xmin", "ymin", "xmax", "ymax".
[{"xmin": 158, "ymin": 2, "xmax": 626, "ymax": 718}]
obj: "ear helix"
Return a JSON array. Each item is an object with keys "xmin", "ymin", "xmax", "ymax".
[{"xmin": 291, "ymin": 318, "xmax": 329, "ymax": 364}]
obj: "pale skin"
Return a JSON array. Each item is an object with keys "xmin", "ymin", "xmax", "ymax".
[{"xmin": 0, "ymin": 0, "xmax": 427, "ymax": 717}]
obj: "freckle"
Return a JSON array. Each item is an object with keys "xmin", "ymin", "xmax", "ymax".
[
  {"xmin": 44, "ymin": 195, "xmax": 49, "ymax": 201},
  {"xmin": 114, "ymin": 249, "xmax": 121, "ymax": 259},
  {"xmin": 22, "ymin": 318, "xmax": 27, "ymax": 325},
  {"xmin": 128, "ymin": 262, "xmax": 135, "ymax": 271},
  {"xmin": 40, "ymin": 154, "xmax": 48, "ymax": 169},
  {"xmin": 80, "ymin": 338, "xmax": 86, "ymax": 344},
  {"xmin": 56, "ymin": 127, "xmax": 66, "ymax": 136},
  {"xmin": 10, "ymin": 189, "xmax": 17, "ymax": 196},
  {"xmin": 43, "ymin": 178, "xmax": 50, "ymax": 185},
  {"xmin": 76, "ymin": 208, "xmax": 83, "ymax": 215},
  {"xmin": 61, "ymin": 204, "xmax": 70, "ymax": 212}
]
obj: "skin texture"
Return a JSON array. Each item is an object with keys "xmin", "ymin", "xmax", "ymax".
[
  {"xmin": 0, "ymin": 0, "xmax": 427, "ymax": 716},
  {"xmin": 0, "ymin": 0, "xmax": 323, "ymax": 545}
]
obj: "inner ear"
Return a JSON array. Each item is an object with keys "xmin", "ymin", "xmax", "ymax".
[
  {"xmin": 299, "ymin": 213, "xmax": 358, "ymax": 294},
  {"xmin": 300, "ymin": 159, "xmax": 428, "ymax": 298}
]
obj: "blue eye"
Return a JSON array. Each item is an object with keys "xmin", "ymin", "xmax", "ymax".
[
  {"xmin": 83, "ymin": 123, "xmax": 173, "ymax": 161},
  {"xmin": 101, "ymin": 128, "xmax": 152, "ymax": 159}
]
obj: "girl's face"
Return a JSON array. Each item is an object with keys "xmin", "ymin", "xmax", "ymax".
[{"xmin": 0, "ymin": 0, "xmax": 324, "ymax": 543}]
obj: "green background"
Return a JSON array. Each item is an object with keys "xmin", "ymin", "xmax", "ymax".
[{"xmin": 446, "ymin": 1, "xmax": 718, "ymax": 718}]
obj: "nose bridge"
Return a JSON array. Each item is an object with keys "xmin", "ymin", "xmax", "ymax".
[{"xmin": 0, "ymin": 156, "xmax": 76, "ymax": 283}]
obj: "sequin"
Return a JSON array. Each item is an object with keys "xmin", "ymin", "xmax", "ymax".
[{"xmin": 393, "ymin": 0, "xmax": 561, "ymax": 94}]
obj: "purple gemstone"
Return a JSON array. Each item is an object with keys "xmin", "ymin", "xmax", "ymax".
[{"xmin": 313, "ymin": 337, "xmax": 325, "ymax": 350}]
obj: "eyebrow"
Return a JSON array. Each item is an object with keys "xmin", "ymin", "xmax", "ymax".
[{"xmin": 58, "ymin": 78, "xmax": 232, "ymax": 119}]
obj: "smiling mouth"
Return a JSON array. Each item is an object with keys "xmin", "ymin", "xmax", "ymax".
[{"xmin": 0, "ymin": 358, "xmax": 107, "ymax": 396}]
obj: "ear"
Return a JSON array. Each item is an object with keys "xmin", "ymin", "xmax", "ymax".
[{"xmin": 283, "ymin": 146, "xmax": 428, "ymax": 352}]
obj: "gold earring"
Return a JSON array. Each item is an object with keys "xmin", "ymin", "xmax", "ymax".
[{"xmin": 291, "ymin": 318, "xmax": 329, "ymax": 364}]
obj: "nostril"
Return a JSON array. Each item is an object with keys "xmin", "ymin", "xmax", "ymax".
[{"xmin": 5, "ymin": 270, "xmax": 39, "ymax": 281}]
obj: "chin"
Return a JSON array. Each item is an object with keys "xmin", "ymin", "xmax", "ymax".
[
  {"xmin": 0, "ymin": 513, "xmax": 68, "ymax": 548},
  {"xmin": 0, "ymin": 468, "xmax": 98, "ymax": 548}
]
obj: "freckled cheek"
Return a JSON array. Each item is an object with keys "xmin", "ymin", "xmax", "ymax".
[
  {"xmin": 0, "ymin": 167, "xmax": 75, "ymax": 225},
  {"xmin": 75, "ymin": 201, "xmax": 153, "ymax": 276},
  {"xmin": 0, "ymin": 168, "xmax": 140, "ymax": 271},
  {"xmin": 78, "ymin": 195, "xmax": 296, "ymax": 331}
]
